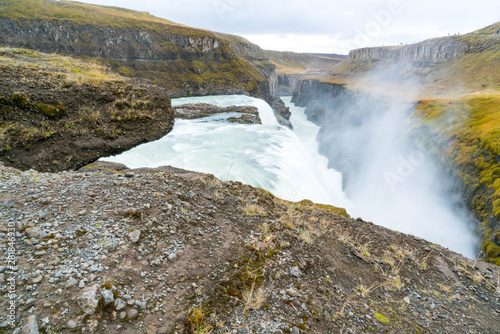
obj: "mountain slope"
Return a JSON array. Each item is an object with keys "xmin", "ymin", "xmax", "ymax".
[{"xmin": 0, "ymin": 0, "xmax": 289, "ymax": 122}]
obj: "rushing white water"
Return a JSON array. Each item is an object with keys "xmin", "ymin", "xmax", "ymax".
[
  {"xmin": 104, "ymin": 95, "xmax": 350, "ymax": 208},
  {"xmin": 104, "ymin": 95, "xmax": 476, "ymax": 258}
]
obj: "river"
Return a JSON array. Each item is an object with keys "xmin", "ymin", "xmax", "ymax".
[{"xmin": 104, "ymin": 95, "xmax": 477, "ymax": 258}]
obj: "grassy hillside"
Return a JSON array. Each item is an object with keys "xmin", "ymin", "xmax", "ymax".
[
  {"xmin": 0, "ymin": 0, "xmax": 189, "ymax": 31},
  {"xmin": 410, "ymin": 94, "xmax": 500, "ymax": 265},
  {"xmin": 474, "ymin": 21, "xmax": 500, "ymax": 35}
]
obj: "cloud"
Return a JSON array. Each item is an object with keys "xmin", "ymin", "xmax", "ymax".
[{"xmin": 73, "ymin": 0, "xmax": 499, "ymax": 53}]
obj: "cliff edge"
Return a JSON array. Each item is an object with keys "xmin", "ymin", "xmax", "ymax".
[{"xmin": 0, "ymin": 47, "xmax": 174, "ymax": 172}]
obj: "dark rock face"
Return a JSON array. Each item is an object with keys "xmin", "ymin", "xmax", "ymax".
[
  {"xmin": 0, "ymin": 49, "xmax": 175, "ymax": 172},
  {"xmin": 292, "ymin": 80, "xmax": 393, "ymax": 188},
  {"xmin": 0, "ymin": 18, "xmax": 290, "ymax": 124},
  {"xmin": 276, "ymin": 73, "xmax": 303, "ymax": 96}
]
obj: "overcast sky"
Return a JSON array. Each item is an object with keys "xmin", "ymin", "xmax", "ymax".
[{"xmin": 74, "ymin": 0, "xmax": 499, "ymax": 54}]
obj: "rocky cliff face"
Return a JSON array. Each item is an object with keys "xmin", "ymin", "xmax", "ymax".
[
  {"xmin": 0, "ymin": 47, "xmax": 175, "ymax": 172},
  {"xmin": 265, "ymin": 50, "xmax": 344, "ymax": 95},
  {"xmin": 0, "ymin": 0, "xmax": 290, "ymax": 123},
  {"xmin": 276, "ymin": 73, "xmax": 303, "ymax": 95},
  {"xmin": 349, "ymin": 34, "xmax": 500, "ymax": 62}
]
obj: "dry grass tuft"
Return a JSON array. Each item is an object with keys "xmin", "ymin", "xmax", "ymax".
[
  {"xmin": 242, "ymin": 204, "xmax": 268, "ymax": 217},
  {"xmin": 242, "ymin": 283, "xmax": 267, "ymax": 311},
  {"xmin": 299, "ymin": 229, "xmax": 314, "ymax": 244}
]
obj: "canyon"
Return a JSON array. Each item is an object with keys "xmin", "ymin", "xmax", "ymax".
[{"xmin": 0, "ymin": 1, "xmax": 499, "ymax": 333}]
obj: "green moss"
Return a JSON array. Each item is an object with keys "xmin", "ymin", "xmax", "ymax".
[
  {"xmin": 36, "ymin": 103, "xmax": 66, "ymax": 118},
  {"xmin": 10, "ymin": 93, "xmax": 28, "ymax": 108},
  {"xmin": 375, "ymin": 313, "xmax": 390, "ymax": 323},
  {"xmin": 482, "ymin": 240, "xmax": 500, "ymax": 259}
]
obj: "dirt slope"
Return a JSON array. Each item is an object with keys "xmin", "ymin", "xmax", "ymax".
[{"xmin": 1, "ymin": 161, "xmax": 499, "ymax": 334}]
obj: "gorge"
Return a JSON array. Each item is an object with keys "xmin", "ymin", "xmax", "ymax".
[
  {"xmin": 1, "ymin": 1, "xmax": 500, "ymax": 333},
  {"xmin": 104, "ymin": 94, "xmax": 478, "ymax": 258}
]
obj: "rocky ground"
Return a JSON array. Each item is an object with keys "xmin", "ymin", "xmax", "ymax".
[
  {"xmin": 174, "ymin": 103, "xmax": 261, "ymax": 124},
  {"xmin": 1, "ymin": 161, "xmax": 499, "ymax": 334}
]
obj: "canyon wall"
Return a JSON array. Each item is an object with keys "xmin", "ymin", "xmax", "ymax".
[
  {"xmin": 0, "ymin": 3, "xmax": 290, "ymax": 122},
  {"xmin": 349, "ymin": 35, "xmax": 500, "ymax": 62}
]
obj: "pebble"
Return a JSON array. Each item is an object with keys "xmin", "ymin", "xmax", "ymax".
[
  {"xmin": 25, "ymin": 227, "xmax": 47, "ymax": 240},
  {"xmin": 404, "ymin": 296, "xmax": 411, "ymax": 304},
  {"xmin": 290, "ymin": 267, "xmax": 300, "ymax": 278},
  {"xmin": 21, "ymin": 315, "xmax": 38, "ymax": 334},
  {"xmin": 168, "ymin": 253, "xmax": 177, "ymax": 262},
  {"xmin": 291, "ymin": 327, "xmax": 300, "ymax": 334},
  {"xmin": 102, "ymin": 289, "xmax": 115, "ymax": 305},
  {"xmin": 129, "ymin": 230, "xmax": 141, "ymax": 243},
  {"xmin": 76, "ymin": 285, "xmax": 100, "ymax": 315},
  {"xmin": 286, "ymin": 288, "xmax": 298, "ymax": 297},
  {"xmin": 66, "ymin": 278, "xmax": 78, "ymax": 288},
  {"xmin": 127, "ymin": 308, "xmax": 139, "ymax": 319},
  {"xmin": 67, "ymin": 320, "xmax": 78, "ymax": 329},
  {"xmin": 114, "ymin": 298, "xmax": 126, "ymax": 311},
  {"xmin": 31, "ymin": 275, "xmax": 42, "ymax": 284}
]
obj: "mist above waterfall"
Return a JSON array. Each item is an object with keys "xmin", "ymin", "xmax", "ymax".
[{"xmin": 311, "ymin": 61, "xmax": 478, "ymax": 257}]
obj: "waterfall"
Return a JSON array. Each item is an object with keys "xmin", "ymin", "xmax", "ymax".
[
  {"xmin": 103, "ymin": 94, "xmax": 476, "ymax": 257},
  {"xmin": 105, "ymin": 95, "xmax": 350, "ymax": 208}
]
